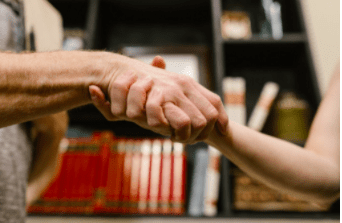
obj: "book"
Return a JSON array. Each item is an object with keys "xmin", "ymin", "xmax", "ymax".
[
  {"xmin": 171, "ymin": 142, "xmax": 186, "ymax": 215},
  {"xmin": 223, "ymin": 77, "xmax": 246, "ymax": 125},
  {"xmin": 159, "ymin": 139, "xmax": 172, "ymax": 214},
  {"xmin": 93, "ymin": 132, "xmax": 113, "ymax": 213},
  {"xmin": 247, "ymin": 82, "xmax": 279, "ymax": 131},
  {"xmin": 129, "ymin": 140, "xmax": 142, "ymax": 213},
  {"xmin": 188, "ymin": 148, "xmax": 208, "ymax": 216},
  {"xmin": 148, "ymin": 139, "xmax": 162, "ymax": 214},
  {"xmin": 105, "ymin": 139, "xmax": 125, "ymax": 213},
  {"xmin": 138, "ymin": 140, "xmax": 152, "ymax": 213},
  {"xmin": 121, "ymin": 140, "xmax": 134, "ymax": 213},
  {"xmin": 27, "ymin": 133, "xmax": 188, "ymax": 215},
  {"xmin": 203, "ymin": 146, "xmax": 222, "ymax": 216}
]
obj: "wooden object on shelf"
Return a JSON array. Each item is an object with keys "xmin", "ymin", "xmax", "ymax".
[{"xmin": 232, "ymin": 168, "xmax": 327, "ymax": 212}]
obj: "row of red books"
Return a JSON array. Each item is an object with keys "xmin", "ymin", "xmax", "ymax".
[{"xmin": 28, "ymin": 132, "xmax": 187, "ymax": 215}]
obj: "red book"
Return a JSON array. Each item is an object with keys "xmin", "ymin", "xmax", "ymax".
[
  {"xmin": 104, "ymin": 139, "xmax": 125, "ymax": 213},
  {"xmin": 138, "ymin": 140, "xmax": 152, "ymax": 214},
  {"xmin": 86, "ymin": 135, "xmax": 101, "ymax": 214},
  {"xmin": 159, "ymin": 139, "xmax": 172, "ymax": 214},
  {"xmin": 129, "ymin": 140, "xmax": 142, "ymax": 214},
  {"xmin": 120, "ymin": 140, "xmax": 134, "ymax": 214},
  {"xmin": 170, "ymin": 143, "xmax": 186, "ymax": 215},
  {"xmin": 69, "ymin": 138, "xmax": 84, "ymax": 213},
  {"xmin": 93, "ymin": 131, "xmax": 113, "ymax": 213},
  {"xmin": 58, "ymin": 138, "xmax": 76, "ymax": 213},
  {"xmin": 148, "ymin": 139, "xmax": 162, "ymax": 214},
  {"xmin": 72, "ymin": 137, "xmax": 94, "ymax": 214},
  {"xmin": 30, "ymin": 138, "xmax": 69, "ymax": 214},
  {"xmin": 27, "ymin": 153, "xmax": 64, "ymax": 214}
]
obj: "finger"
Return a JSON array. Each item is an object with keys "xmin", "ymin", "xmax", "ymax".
[
  {"xmin": 145, "ymin": 88, "xmax": 171, "ymax": 136},
  {"xmin": 163, "ymin": 102, "xmax": 191, "ymax": 142},
  {"xmin": 197, "ymin": 85, "xmax": 228, "ymax": 135},
  {"xmin": 151, "ymin": 55, "xmax": 166, "ymax": 69},
  {"xmin": 89, "ymin": 85, "xmax": 116, "ymax": 120},
  {"xmin": 109, "ymin": 71, "xmax": 138, "ymax": 118},
  {"xmin": 126, "ymin": 76, "xmax": 153, "ymax": 121},
  {"xmin": 174, "ymin": 94, "xmax": 207, "ymax": 143},
  {"xmin": 185, "ymin": 89, "xmax": 219, "ymax": 141}
]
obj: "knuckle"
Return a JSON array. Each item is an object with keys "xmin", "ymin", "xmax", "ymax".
[
  {"xmin": 175, "ymin": 117, "xmax": 191, "ymax": 131},
  {"xmin": 111, "ymin": 82, "xmax": 128, "ymax": 94},
  {"xmin": 208, "ymin": 107, "xmax": 219, "ymax": 122},
  {"xmin": 148, "ymin": 119, "xmax": 167, "ymax": 129},
  {"xmin": 177, "ymin": 75, "xmax": 191, "ymax": 86},
  {"xmin": 111, "ymin": 106, "xmax": 125, "ymax": 117},
  {"xmin": 193, "ymin": 117, "xmax": 207, "ymax": 130},
  {"xmin": 146, "ymin": 101, "xmax": 158, "ymax": 112},
  {"xmin": 131, "ymin": 84, "xmax": 145, "ymax": 94},
  {"xmin": 212, "ymin": 94, "xmax": 222, "ymax": 107},
  {"xmin": 126, "ymin": 108, "xmax": 143, "ymax": 120}
]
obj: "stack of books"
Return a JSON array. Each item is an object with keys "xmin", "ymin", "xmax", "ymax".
[{"xmin": 28, "ymin": 132, "xmax": 187, "ymax": 215}]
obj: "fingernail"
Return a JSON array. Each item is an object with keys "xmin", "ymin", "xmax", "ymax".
[{"xmin": 90, "ymin": 92, "xmax": 98, "ymax": 101}]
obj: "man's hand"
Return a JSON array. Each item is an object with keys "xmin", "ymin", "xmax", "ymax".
[
  {"xmin": 27, "ymin": 111, "xmax": 68, "ymax": 205},
  {"xmin": 90, "ymin": 55, "xmax": 228, "ymax": 144}
]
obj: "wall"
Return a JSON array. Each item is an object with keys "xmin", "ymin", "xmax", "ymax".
[{"xmin": 300, "ymin": 0, "xmax": 340, "ymax": 95}]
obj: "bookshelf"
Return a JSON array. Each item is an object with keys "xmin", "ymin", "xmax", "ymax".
[{"xmin": 29, "ymin": 0, "xmax": 339, "ymax": 221}]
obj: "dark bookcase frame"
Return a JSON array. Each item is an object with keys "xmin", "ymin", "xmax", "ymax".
[{"xmin": 45, "ymin": 0, "xmax": 338, "ymax": 220}]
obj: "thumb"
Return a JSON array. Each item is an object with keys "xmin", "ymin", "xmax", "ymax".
[{"xmin": 151, "ymin": 55, "xmax": 166, "ymax": 69}]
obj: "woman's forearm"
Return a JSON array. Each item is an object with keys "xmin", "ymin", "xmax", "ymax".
[{"xmin": 205, "ymin": 121, "xmax": 340, "ymax": 205}]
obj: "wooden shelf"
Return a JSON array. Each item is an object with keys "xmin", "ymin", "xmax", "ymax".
[
  {"xmin": 222, "ymin": 33, "xmax": 307, "ymax": 44},
  {"xmin": 27, "ymin": 215, "xmax": 339, "ymax": 223}
]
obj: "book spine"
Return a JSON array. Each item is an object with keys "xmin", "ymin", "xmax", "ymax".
[
  {"xmin": 247, "ymin": 82, "xmax": 279, "ymax": 131},
  {"xmin": 138, "ymin": 139, "xmax": 152, "ymax": 214},
  {"xmin": 104, "ymin": 138, "xmax": 118, "ymax": 213},
  {"xmin": 148, "ymin": 139, "xmax": 162, "ymax": 214},
  {"xmin": 203, "ymin": 146, "xmax": 222, "ymax": 216},
  {"xmin": 71, "ymin": 138, "xmax": 82, "ymax": 213},
  {"xmin": 159, "ymin": 139, "xmax": 172, "ymax": 214},
  {"xmin": 121, "ymin": 140, "xmax": 134, "ymax": 214},
  {"xmin": 36, "ymin": 138, "xmax": 69, "ymax": 214},
  {"xmin": 223, "ymin": 77, "xmax": 246, "ymax": 125},
  {"xmin": 93, "ymin": 131, "xmax": 113, "ymax": 213},
  {"xmin": 86, "ymin": 135, "xmax": 101, "ymax": 214},
  {"xmin": 188, "ymin": 148, "xmax": 209, "ymax": 216},
  {"xmin": 59, "ymin": 138, "xmax": 76, "ymax": 213},
  {"xmin": 129, "ymin": 140, "xmax": 142, "ymax": 214},
  {"xmin": 171, "ymin": 142, "xmax": 186, "ymax": 215}
]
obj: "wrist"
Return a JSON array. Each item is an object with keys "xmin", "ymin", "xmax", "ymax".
[
  {"xmin": 204, "ymin": 121, "xmax": 233, "ymax": 148},
  {"xmin": 91, "ymin": 52, "xmax": 131, "ymax": 98}
]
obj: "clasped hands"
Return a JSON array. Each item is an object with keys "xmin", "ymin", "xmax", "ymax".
[{"xmin": 89, "ymin": 55, "xmax": 228, "ymax": 144}]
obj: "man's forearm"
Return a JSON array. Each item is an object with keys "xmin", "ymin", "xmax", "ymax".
[{"xmin": 0, "ymin": 51, "xmax": 118, "ymax": 127}]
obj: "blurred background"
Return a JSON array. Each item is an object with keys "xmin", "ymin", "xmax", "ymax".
[{"xmin": 26, "ymin": 0, "xmax": 339, "ymax": 222}]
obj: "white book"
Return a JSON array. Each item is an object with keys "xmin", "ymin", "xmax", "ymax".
[
  {"xmin": 148, "ymin": 139, "xmax": 162, "ymax": 212},
  {"xmin": 138, "ymin": 140, "xmax": 152, "ymax": 211},
  {"xmin": 203, "ymin": 146, "xmax": 222, "ymax": 216},
  {"xmin": 160, "ymin": 139, "xmax": 172, "ymax": 212},
  {"xmin": 247, "ymin": 82, "xmax": 279, "ymax": 131},
  {"xmin": 223, "ymin": 77, "xmax": 246, "ymax": 125}
]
